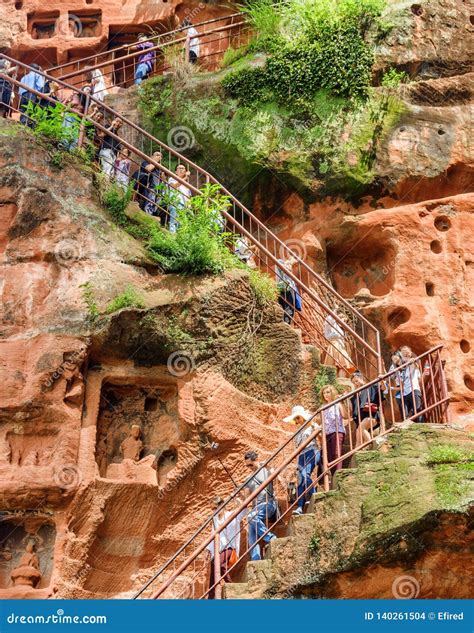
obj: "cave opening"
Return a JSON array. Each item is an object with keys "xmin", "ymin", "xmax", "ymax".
[
  {"xmin": 460, "ymin": 340, "xmax": 470, "ymax": 354},
  {"xmin": 434, "ymin": 216, "xmax": 451, "ymax": 232},
  {"xmin": 464, "ymin": 375, "xmax": 474, "ymax": 392},
  {"xmin": 388, "ymin": 307, "xmax": 411, "ymax": 329},
  {"xmin": 425, "ymin": 282, "xmax": 435, "ymax": 296},
  {"xmin": 430, "ymin": 240, "xmax": 443, "ymax": 253}
]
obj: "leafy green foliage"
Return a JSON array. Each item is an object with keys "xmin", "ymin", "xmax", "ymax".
[
  {"xmin": 426, "ymin": 445, "xmax": 473, "ymax": 466},
  {"xmin": 105, "ymin": 285, "xmax": 145, "ymax": 314},
  {"xmin": 80, "ymin": 282, "xmax": 100, "ymax": 323},
  {"xmin": 248, "ymin": 269, "xmax": 278, "ymax": 306},
  {"xmin": 100, "ymin": 182, "xmax": 133, "ymax": 226},
  {"xmin": 308, "ymin": 534, "xmax": 321, "ymax": 555},
  {"xmin": 381, "ymin": 67, "xmax": 409, "ymax": 87},
  {"xmin": 147, "ymin": 184, "xmax": 239, "ymax": 275},
  {"xmin": 25, "ymin": 101, "xmax": 86, "ymax": 146}
]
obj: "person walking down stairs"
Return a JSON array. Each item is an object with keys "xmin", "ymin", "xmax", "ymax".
[
  {"xmin": 243, "ymin": 451, "xmax": 277, "ymax": 561},
  {"xmin": 283, "ymin": 405, "xmax": 321, "ymax": 515},
  {"xmin": 206, "ymin": 496, "xmax": 246, "ymax": 599}
]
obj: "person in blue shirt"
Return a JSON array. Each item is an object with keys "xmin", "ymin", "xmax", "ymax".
[{"xmin": 18, "ymin": 64, "xmax": 45, "ymax": 127}]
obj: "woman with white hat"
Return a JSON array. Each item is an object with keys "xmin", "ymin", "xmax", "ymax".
[{"xmin": 283, "ymin": 405, "xmax": 321, "ymax": 515}]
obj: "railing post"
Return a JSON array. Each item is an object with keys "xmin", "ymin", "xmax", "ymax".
[
  {"xmin": 213, "ymin": 532, "xmax": 221, "ymax": 599},
  {"xmin": 77, "ymin": 93, "xmax": 90, "ymax": 149},
  {"xmin": 320, "ymin": 417, "xmax": 330, "ymax": 492}
]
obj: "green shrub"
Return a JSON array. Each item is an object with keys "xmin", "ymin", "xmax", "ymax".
[
  {"xmin": 308, "ymin": 534, "xmax": 321, "ymax": 555},
  {"xmin": 80, "ymin": 282, "xmax": 100, "ymax": 322},
  {"xmin": 221, "ymin": 45, "xmax": 250, "ymax": 68},
  {"xmin": 100, "ymin": 182, "xmax": 133, "ymax": 226},
  {"xmin": 105, "ymin": 285, "xmax": 145, "ymax": 314},
  {"xmin": 381, "ymin": 68, "xmax": 409, "ymax": 87},
  {"xmin": 25, "ymin": 101, "xmax": 89, "ymax": 147},
  {"xmin": 248, "ymin": 269, "xmax": 278, "ymax": 305},
  {"xmin": 147, "ymin": 184, "xmax": 239, "ymax": 275}
]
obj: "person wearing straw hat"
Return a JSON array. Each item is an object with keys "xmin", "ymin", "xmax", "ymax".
[{"xmin": 283, "ymin": 405, "xmax": 321, "ymax": 515}]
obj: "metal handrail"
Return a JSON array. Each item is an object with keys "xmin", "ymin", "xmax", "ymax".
[
  {"xmin": 1, "ymin": 53, "xmax": 382, "ymax": 375},
  {"xmin": 52, "ymin": 20, "xmax": 248, "ymax": 83},
  {"xmin": 142, "ymin": 346, "xmax": 448, "ymax": 599},
  {"xmin": 49, "ymin": 12, "xmax": 244, "ymax": 73}
]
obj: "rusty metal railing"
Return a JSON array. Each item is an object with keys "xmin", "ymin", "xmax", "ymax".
[
  {"xmin": 0, "ymin": 54, "xmax": 382, "ymax": 377},
  {"xmin": 48, "ymin": 18, "xmax": 251, "ymax": 100},
  {"xmin": 49, "ymin": 13, "xmax": 244, "ymax": 75},
  {"xmin": 132, "ymin": 346, "xmax": 448, "ymax": 599}
]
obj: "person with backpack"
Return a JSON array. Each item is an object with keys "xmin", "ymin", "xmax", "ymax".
[
  {"xmin": 276, "ymin": 258, "xmax": 302, "ymax": 324},
  {"xmin": 283, "ymin": 405, "xmax": 321, "ymax": 514},
  {"xmin": 132, "ymin": 152, "xmax": 167, "ymax": 221},
  {"xmin": 243, "ymin": 451, "xmax": 277, "ymax": 560},
  {"xmin": 0, "ymin": 60, "xmax": 14, "ymax": 119},
  {"xmin": 206, "ymin": 496, "xmax": 246, "ymax": 598}
]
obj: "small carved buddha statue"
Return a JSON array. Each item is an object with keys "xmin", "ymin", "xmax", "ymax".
[
  {"xmin": 11, "ymin": 540, "xmax": 42, "ymax": 588},
  {"xmin": 120, "ymin": 425, "xmax": 143, "ymax": 462}
]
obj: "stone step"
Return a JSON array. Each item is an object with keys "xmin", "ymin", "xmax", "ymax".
[{"xmin": 223, "ymin": 582, "xmax": 261, "ymax": 600}]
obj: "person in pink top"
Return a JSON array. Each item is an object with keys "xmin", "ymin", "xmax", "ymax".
[{"xmin": 320, "ymin": 385, "xmax": 347, "ymax": 475}]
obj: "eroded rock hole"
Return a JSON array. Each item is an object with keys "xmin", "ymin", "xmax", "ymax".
[
  {"xmin": 464, "ymin": 375, "xmax": 474, "ymax": 391},
  {"xmin": 388, "ymin": 307, "xmax": 411, "ymax": 328},
  {"xmin": 430, "ymin": 240, "xmax": 442, "ymax": 253},
  {"xmin": 438, "ymin": 128, "xmax": 446, "ymax": 135},
  {"xmin": 470, "ymin": 15, "xmax": 474, "ymax": 25},
  {"xmin": 434, "ymin": 216, "xmax": 451, "ymax": 232},
  {"xmin": 158, "ymin": 447, "xmax": 178, "ymax": 468},
  {"xmin": 425, "ymin": 282, "xmax": 435, "ymax": 296},
  {"xmin": 411, "ymin": 4, "xmax": 423, "ymax": 15},
  {"xmin": 460, "ymin": 340, "xmax": 470, "ymax": 353},
  {"xmin": 144, "ymin": 396, "xmax": 158, "ymax": 412},
  {"xmin": 15, "ymin": 1, "xmax": 23, "ymax": 9}
]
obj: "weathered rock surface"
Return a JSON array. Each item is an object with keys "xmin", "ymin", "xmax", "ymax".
[
  {"xmin": 225, "ymin": 425, "xmax": 474, "ymax": 599},
  {"xmin": 0, "ymin": 121, "xmax": 318, "ymax": 597}
]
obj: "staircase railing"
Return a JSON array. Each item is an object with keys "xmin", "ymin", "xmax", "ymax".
[
  {"xmin": 1, "ymin": 54, "xmax": 382, "ymax": 377},
  {"xmin": 48, "ymin": 18, "xmax": 250, "ymax": 99},
  {"xmin": 131, "ymin": 346, "xmax": 448, "ymax": 599},
  {"xmin": 49, "ymin": 12, "xmax": 244, "ymax": 75}
]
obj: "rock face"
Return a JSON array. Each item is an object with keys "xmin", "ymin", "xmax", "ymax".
[
  {"xmin": 225, "ymin": 425, "xmax": 474, "ymax": 599},
  {"xmin": 1, "ymin": 0, "xmax": 236, "ymax": 66},
  {"xmin": 0, "ymin": 121, "xmax": 321, "ymax": 598}
]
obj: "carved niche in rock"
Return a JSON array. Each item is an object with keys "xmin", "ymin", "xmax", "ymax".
[
  {"xmin": 2, "ymin": 429, "xmax": 59, "ymax": 468},
  {"xmin": 0, "ymin": 516, "xmax": 55, "ymax": 591},
  {"xmin": 95, "ymin": 383, "xmax": 186, "ymax": 483}
]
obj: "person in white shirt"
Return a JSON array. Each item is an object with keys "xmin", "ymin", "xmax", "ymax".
[
  {"xmin": 399, "ymin": 345, "xmax": 424, "ymax": 422},
  {"xmin": 323, "ymin": 312, "xmax": 356, "ymax": 377},
  {"xmin": 183, "ymin": 18, "xmax": 200, "ymax": 64},
  {"xmin": 283, "ymin": 405, "xmax": 321, "ymax": 515},
  {"xmin": 167, "ymin": 163, "xmax": 191, "ymax": 232},
  {"xmin": 206, "ymin": 496, "xmax": 246, "ymax": 598}
]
